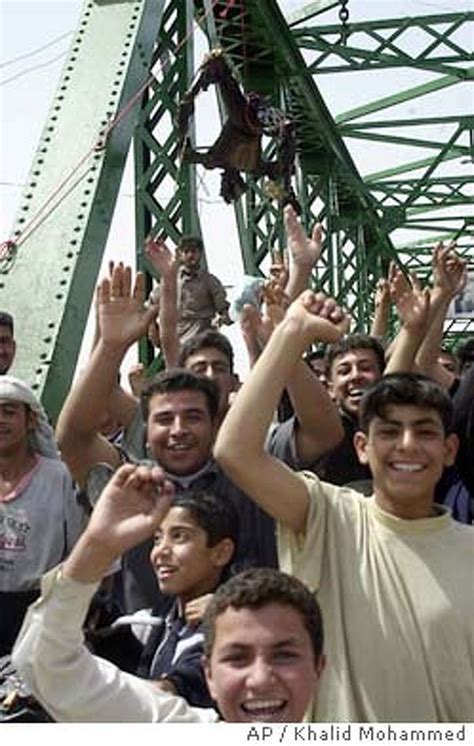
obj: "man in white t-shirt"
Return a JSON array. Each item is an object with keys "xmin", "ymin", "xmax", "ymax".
[{"xmin": 214, "ymin": 289, "xmax": 474, "ymax": 723}]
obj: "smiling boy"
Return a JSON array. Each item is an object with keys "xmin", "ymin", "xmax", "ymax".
[
  {"xmin": 214, "ymin": 289, "xmax": 474, "ymax": 722},
  {"xmin": 135, "ymin": 491, "xmax": 237, "ymax": 707},
  {"xmin": 12, "ymin": 464, "xmax": 325, "ymax": 723}
]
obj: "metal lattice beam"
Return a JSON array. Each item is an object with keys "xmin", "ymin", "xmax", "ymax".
[{"xmin": 1, "ymin": 0, "xmax": 164, "ymax": 419}]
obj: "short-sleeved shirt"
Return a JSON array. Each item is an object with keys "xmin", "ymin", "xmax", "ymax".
[
  {"xmin": 278, "ymin": 472, "xmax": 474, "ymax": 722},
  {"xmin": 0, "ymin": 456, "xmax": 85, "ymax": 592}
]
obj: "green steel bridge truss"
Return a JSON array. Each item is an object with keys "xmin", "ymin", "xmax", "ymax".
[{"xmin": 1, "ymin": 0, "xmax": 472, "ymax": 419}]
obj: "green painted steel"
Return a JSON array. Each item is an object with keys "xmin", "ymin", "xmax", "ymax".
[
  {"xmin": 291, "ymin": 5, "xmax": 473, "ymax": 345},
  {"xmin": 1, "ymin": 0, "xmax": 164, "ymax": 420},
  {"xmin": 3, "ymin": 0, "xmax": 472, "ymax": 423},
  {"xmin": 133, "ymin": 0, "xmax": 199, "ymax": 365}
]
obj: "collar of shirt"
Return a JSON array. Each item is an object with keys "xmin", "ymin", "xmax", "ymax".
[
  {"xmin": 179, "ymin": 266, "xmax": 202, "ymax": 279},
  {"xmin": 164, "ymin": 459, "xmax": 216, "ymax": 489}
]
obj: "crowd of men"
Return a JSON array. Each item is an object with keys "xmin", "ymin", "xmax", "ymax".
[{"xmin": 1, "ymin": 207, "xmax": 473, "ymax": 723}]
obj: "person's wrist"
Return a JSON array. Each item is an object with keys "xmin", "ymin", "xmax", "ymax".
[
  {"xmin": 291, "ymin": 257, "xmax": 315, "ymax": 270},
  {"xmin": 430, "ymin": 286, "xmax": 452, "ymax": 305},
  {"xmin": 62, "ymin": 532, "xmax": 117, "ymax": 584},
  {"xmin": 99, "ymin": 337, "xmax": 134, "ymax": 357},
  {"xmin": 280, "ymin": 311, "xmax": 340, "ymax": 349}
]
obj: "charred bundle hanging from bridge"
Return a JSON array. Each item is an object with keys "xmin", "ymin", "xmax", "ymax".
[{"xmin": 177, "ymin": 49, "xmax": 300, "ymax": 213}]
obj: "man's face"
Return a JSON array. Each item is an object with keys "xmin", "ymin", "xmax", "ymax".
[
  {"xmin": 0, "ymin": 325, "xmax": 16, "ymax": 374},
  {"xmin": 150, "ymin": 506, "xmax": 231, "ymax": 602},
  {"xmin": 204, "ymin": 603, "xmax": 325, "ymax": 723},
  {"xmin": 354, "ymin": 404, "xmax": 458, "ymax": 518},
  {"xmin": 146, "ymin": 390, "xmax": 216, "ymax": 476},
  {"xmin": 0, "ymin": 400, "xmax": 33, "ymax": 456},
  {"xmin": 178, "ymin": 245, "xmax": 201, "ymax": 270},
  {"xmin": 184, "ymin": 347, "xmax": 236, "ymax": 416},
  {"xmin": 329, "ymin": 348, "xmax": 382, "ymax": 417}
]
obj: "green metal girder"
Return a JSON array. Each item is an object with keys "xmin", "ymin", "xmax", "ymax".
[
  {"xmin": 289, "ymin": 4, "xmax": 473, "ymax": 346},
  {"xmin": 335, "ymin": 73, "xmax": 467, "ymax": 125},
  {"xmin": 133, "ymin": 0, "xmax": 199, "ymax": 365},
  {"xmin": 293, "ymin": 13, "xmax": 473, "ymax": 78},
  {"xmin": 2, "ymin": 0, "xmax": 164, "ymax": 420},
  {"xmin": 199, "ymin": 0, "xmax": 399, "ymax": 309},
  {"xmin": 129, "ymin": 0, "xmax": 400, "ymax": 338},
  {"xmin": 3, "ymin": 0, "xmax": 472, "ymax": 419},
  {"xmin": 287, "ymin": 1, "xmax": 340, "ymax": 26}
]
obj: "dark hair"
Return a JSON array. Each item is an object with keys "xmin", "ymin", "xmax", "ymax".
[
  {"xmin": 141, "ymin": 368, "xmax": 220, "ymax": 422},
  {"xmin": 325, "ymin": 333, "xmax": 385, "ymax": 378},
  {"xmin": 178, "ymin": 330, "xmax": 234, "ymax": 373},
  {"xmin": 359, "ymin": 372, "xmax": 453, "ymax": 434},
  {"xmin": 203, "ymin": 568, "xmax": 324, "ymax": 663},
  {"xmin": 304, "ymin": 347, "xmax": 327, "ymax": 374},
  {"xmin": 177, "ymin": 236, "xmax": 204, "ymax": 254},
  {"xmin": 171, "ymin": 490, "xmax": 238, "ymax": 563},
  {"xmin": 305, "ymin": 348, "xmax": 326, "ymax": 363},
  {"xmin": 0, "ymin": 312, "xmax": 14, "ymax": 334},
  {"xmin": 456, "ymin": 337, "xmax": 474, "ymax": 371}
]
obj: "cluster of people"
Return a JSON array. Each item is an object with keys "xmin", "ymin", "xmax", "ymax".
[{"xmin": 1, "ymin": 207, "xmax": 473, "ymax": 724}]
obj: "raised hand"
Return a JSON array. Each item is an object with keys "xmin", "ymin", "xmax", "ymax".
[
  {"xmin": 390, "ymin": 268, "xmax": 430, "ymax": 332},
  {"xmin": 62, "ymin": 463, "xmax": 175, "ymax": 582},
  {"xmin": 83, "ymin": 463, "xmax": 174, "ymax": 557},
  {"xmin": 431, "ymin": 241, "xmax": 467, "ymax": 299},
  {"xmin": 374, "ymin": 276, "xmax": 391, "ymax": 310},
  {"xmin": 268, "ymin": 249, "xmax": 290, "ymax": 290},
  {"xmin": 97, "ymin": 264, "xmax": 158, "ymax": 350},
  {"xmin": 127, "ymin": 363, "xmax": 146, "ymax": 398},
  {"xmin": 284, "ymin": 204, "xmax": 324, "ymax": 268},
  {"xmin": 285, "ymin": 289, "xmax": 349, "ymax": 345},
  {"xmin": 184, "ymin": 593, "xmax": 214, "ymax": 626},
  {"xmin": 145, "ymin": 236, "xmax": 178, "ymax": 278}
]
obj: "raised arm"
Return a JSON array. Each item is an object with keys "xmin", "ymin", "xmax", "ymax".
[
  {"xmin": 209, "ymin": 280, "xmax": 232, "ymax": 328},
  {"xmin": 284, "ymin": 205, "xmax": 323, "ymax": 301},
  {"xmin": 415, "ymin": 242, "xmax": 467, "ymax": 388},
  {"xmin": 214, "ymin": 291, "xmax": 346, "ymax": 533},
  {"xmin": 11, "ymin": 465, "xmax": 197, "ymax": 725},
  {"xmin": 56, "ymin": 265, "xmax": 157, "ymax": 487},
  {"xmin": 63, "ymin": 463, "xmax": 174, "ymax": 582},
  {"xmin": 370, "ymin": 277, "xmax": 391, "ymax": 340},
  {"xmin": 145, "ymin": 238, "xmax": 181, "ymax": 367},
  {"xmin": 239, "ymin": 284, "xmax": 345, "ymax": 464},
  {"xmin": 385, "ymin": 267, "xmax": 430, "ymax": 375}
]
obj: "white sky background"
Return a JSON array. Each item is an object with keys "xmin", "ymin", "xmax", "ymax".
[{"xmin": 0, "ymin": 0, "xmax": 472, "ymax": 380}]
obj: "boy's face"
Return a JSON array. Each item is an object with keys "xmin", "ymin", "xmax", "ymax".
[
  {"xmin": 184, "ymin": 347, "xmax": 236, "ymax": 416},
  {"xmin": 354, "ymin": 404, "xmax": 458, "ymax": 518},
  {"xmin": 150, "ymin": 507, "xmax": 232, "ymax": 601},
  {"xmin": 178, "ymin": 244, "xmax": 201, "ymax": 270},
  {"xmin": 146, "ymin": 390, "xmax": 217, "ymax": 476},
  {"xmin": 329, "ymin": 348, "xmax": 382, "ymax": 417},
  {"xmin": 204, "ymin": 602, "xmax": 325, "ymax": 723}
]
